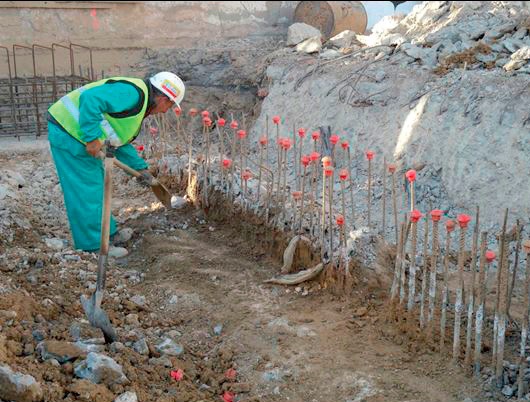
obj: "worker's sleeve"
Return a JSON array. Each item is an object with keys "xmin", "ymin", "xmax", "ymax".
[
  {"xmin": 79, "ymin": 83, "xmax": 140, "ymax": 143},
  {"xmin": 115, "ymin": 144, "xmax": 148, "ymax": 171}
]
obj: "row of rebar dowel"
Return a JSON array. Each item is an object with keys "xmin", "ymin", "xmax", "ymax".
[{"xmin": 143, "ymin": 109, "xmax": 530, "ymax": 392}]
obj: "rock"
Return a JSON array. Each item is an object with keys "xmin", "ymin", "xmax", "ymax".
[
  {"xmin": 501, "ymin": 38, "xmax": 526, "ymax": 53},
  {"xmin": 287, "ymin": 23, "xmax": 321, "ymax": 46},
  {"xmin": 115, "ymin": 391, "xmax": 138, "ymax": 402},
  {"xmin": 0, "ymin": 364, "xmax": 43, "ymax": 402},
  {"xmin": 37, "ymin": 340, "xmax": 84, "ymax": 363},
  {"xmin": 108, "ymin": 247, "xmax": 128, "ymax": 258},
  {"xmin": 170, "ymin": 196, "xmax": 187, "ymax": 209},
  {"xmin": 296, "ymin": 36, "xmax": 322, "ymax": 54},
  {"xmin": 476, "ymin": 53, "xmax": 497, "ymax": 63},
  {"xmin": 148, "ymin": 356, "xmax": 172, "ymax": 367},
  {"xmin": 213, "ymin": 324, "xmax": 223, "ymax": 336},
  {"xmin": 125, "ymin": 314, "xmax": 140, "ymax": 326},
  {"xmin": 109, "ymin": 342, "xmax": 125, "ymax": 353},
  {"xmin": 0, "ymin": 184, "xmax": 7, "ymax": 200},
  {"xmin": 130, "ymin": 295, "xmax": 146, "ymax": 308},
  {"xmin": 496, "ymin": 58, "xmax": 510, "ymax": 68},
  {"xmin": 75, "ymin": 341, "xmax": 106, "ymax": 354},
  {"xmin": 400, "ymin": 43, "xmax": 437, "ymax": 66},
  {"xmin": 133, "ymin": 339, "xmax": 149, "ymax": 356},
  {"xmin": 328, "ymin": 30, "xmax": 358, "ymax": 48},
  {"xmin": 504, "ymin": 46, "xmax": 530, "ymax": 71},
  {"xmin": 319, "ymin": 49, "xmax": 341, "ymax": 60},
  {"xmin": 45, "ymin": 238, "xmax": 66, "ymax": 251},
  {"xmin": 168, "ymin": 295, "xmax": 178, "ymax": 304},
  {"xmin": 67, "ymin": 379, "xmax": 114, "ymax": 402},
  {"xmin": 156, "ymin": 338, "xmax": 183, "ymax": 356},
  {"xmin": 32, "ymin": 330, "xmax": 45, "ymax": 342},
  {"xmin": 501, "ymin": 385, "xmax": 514, "ymax": 397},
  {"xmin": 70, "ymin": 323, "xmax": 82, "ymax": 341},
  {"xmin": 74, "ymin": 352, "xmax": 128, "ymax": 386},
  {"xmin": 114, "ymin": 228, "xmax": 133, "ymax": 243}
]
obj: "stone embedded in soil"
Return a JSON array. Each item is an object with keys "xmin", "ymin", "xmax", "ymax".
[
  {"xmin": 130, "ymin": 295, "xmax": 146, "ymax": 308},
  {"xmin": 114, "ymin": 391, "xmax": 138, "ymax": 402},
  {"xmin": 0, "ymin": 364, "xmax": 43, "ymax": 402},
  {"xmin": 296, "ymin": 36, "xmax": 322, "ymax": 54},
  {"xmin": 45, "ymin": 238, "xmax": 66, "ymax": 251},
  {"xmin": 37, "ymin": 340, "xmax": 85, "ymax": 363},
  {"xmin": 156, "ymin": 338, "xmax": 184, "ymax": 356},
  {"xmin": 170, "ymin": 195, "xmax": 187, "ymax": 209},
  {"xmin": 74, "ymin": 352, "xmax": 128, "ymax": 386},
  {"xmin": 148, "ymin": 356, "xmax": 172, "ymax": 367},
  {"xmin": 133, "ymin": 338, "xmax": 149, "ymax": 356},
  {"xmin": 67, "ymin": 379, "xmax": 114, "ymax": 402},
  {"xmin": 287, "ymin": 22, "xmax": 321, "ymax": 46},
  {"xmin": 108, "ymin": 247, "xmax": 129, "ymax": 259}
]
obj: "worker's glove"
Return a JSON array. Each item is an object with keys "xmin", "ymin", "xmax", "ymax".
[{"xmin": 136, "ymin": 170, "xmax": 154, "ymax": 188}]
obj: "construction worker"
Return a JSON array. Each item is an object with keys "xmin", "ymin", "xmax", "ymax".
[{"xmin": 47, "ymin": 72, "xmax": 185, "ymax": 255}]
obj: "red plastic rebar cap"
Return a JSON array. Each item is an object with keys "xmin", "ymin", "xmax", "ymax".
[
  {"xmin": 217, "ymin": 118, "xmax": 226, "ymax": 127},
  {"xmin": 366, "ymin": 150, "xmax": 375, "ymax": 160},
  {"xmin": 237, "ymin": 129, "xmax": 247, "ymax": 139},
  {"xmin": 222, "ymin": 159, "xmax": 232, "ymax": 169},
  {"xmin": 149, "ymin": 127, "xmax": 158, "ymax": 135},
  {"xmin": 339, "ymin": 169, "xmax": 348, "ymax": 181},
  {"xmin": 311, "ymin": 131, "xmax": 320, "ymax": 140},
  {"xmin": 446, "ymin": 219, "xmax": 455, "ymax": 232},
  {"xmin": 173, "ymin": 107, "xmax": 182, "ymax": 116},
  {"xmin": 292, "ymin": 191, "xmax": 302, "ymax": 200},
  {"xmin": 330, "ymin": 134, "xmax": 340, "ymax": 145},
  {"xmin": 201, "ymin": 110, "xmax": 209, "ymax": 118},
  {"xmin": 224, "ymin": 368, "xmax": 237, "ymax": 381},
  {"xmin": 336, "ymin": 214, "xmax": 345, "ymax": 226},
  {"xmin": 485, "ymin": 250, "xmax": 496, "ymax": 263},
  {"xmin": 406, "ymin": 169, "xmax": 416, "ymax": 182},
  {"xmin": 272, "ymin": 115, "xmax": 281, "ymax": 124},
  {"xmin": 230, "ymin": 120, "xmax": 238, "ymax": 129},
  {"xmin": 430, "ymin": 209, "xmax": 443, "ymax": 221},
  {"xmin": 457, "ymin": 214, "xmax": 471, "ymax": 228},
  {"xmin": 387, "ymin": 163, "xmax": 396, "ymax": 173},
  {"xmin": 281, "ymin": 138, "xmax": 292, "ymax": 150},
  {"xmin": 321, "ymin": 156, "xmax": 332, "ymax": 167},
  {"xmin": 410, "ymin": 210, "xmax": 423, "ymax": 223},
  {"xmin": 301, "ymin": 155, "xmax": 311, "ymax": 166},
  {"xmin": 136, "ymin": 145, "xmax": 145, "ymax": 152},
  {"xmin": 203, "ymin": 117, "xmax": 212, "ymax": 126},
  {"xmin": 222, "ymin": 391, "xmax": 235, "ymax": 402},
  {"xmin": 324, "ymin": 166, "xmax": 334, "ymax": 177},
  {"xmin": 341, "ymin": 141, "xmax": 349, "ymax": 150},
  {"xmin": 170, "ymin": 369, "xmax": 184, "ymax": 381},
  {"xmin": 310, "ymin": 151, "xmax": 320, "ymax": 161},
  {"xmin": 259, "ymin": 136, "xmax": 268, "ymax": 146},
  {"xmin": 242, "ymin": 170, "xmax": 252, "ymax": 180},
  {"xmin": 189, "ymin": 108, "xmax": 198, "ymax": 117},
  {"xmin": 298, "ymin": 128, "xmax": 306, "ymax": 138}
]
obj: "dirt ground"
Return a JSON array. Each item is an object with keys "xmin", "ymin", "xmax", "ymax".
[{"xmin": 0, "ymin": 146, "xmax": 495, "ymax": 402}]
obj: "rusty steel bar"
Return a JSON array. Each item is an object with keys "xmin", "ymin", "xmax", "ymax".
[
  {"xmin": 419, "ymin": 215, "xmax": 429, "ymax": 328},
  {"xmin": 453, "ymin": 215, "xmax": 470, "ymax": 363},
  {"xmin": 465, "ymin": 207, "xmax": 480, "ymax": 365},
  {"xmin": 70, "ymin": 43, "xmax": 94, "ymax": 80},
  {"xmin": 517, "ymin": 241, "xmax": 530, "ymax": 398},
  {"xmin": 473, "ymin": 232, "xmax": 489, "ymax": 377}
]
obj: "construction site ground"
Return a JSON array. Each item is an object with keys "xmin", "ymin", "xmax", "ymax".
[{"xmin": 0, "ymin": 143, "xmax": 488, "ymax": 402}]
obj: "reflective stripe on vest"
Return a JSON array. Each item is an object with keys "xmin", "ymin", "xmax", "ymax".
[{"xmin": 48, "ymin": 77, "xmax": 148, "ymax": 146}]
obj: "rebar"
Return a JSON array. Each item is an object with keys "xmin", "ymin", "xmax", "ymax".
[
  {"xmin": 465, "ymin": 207, "xmax": 480, "ymax": 365},
  {"xmin": 440, "ymin": 223, "xmax": 453, "ymax": 350},
  {"xmin": 517, "ymin": 242, "xmax": 530, "ymax": 398},
  {"xmin": 407, "ymin": 215, "xmax": 419, "ymax": 312},
  {"xmin": 453, "ymin": 218, "xmax": 469, "ymax": 363},
  {"xmin": 419, "ymin": 216, "xmax": 429, "ymax": 328},
  {"xmin": 474, "ymin": 232, "xmax": 489, "ymax": 377}
]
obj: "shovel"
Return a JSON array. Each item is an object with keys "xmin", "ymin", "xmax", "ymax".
[
  {"xmin": 97, "ymin": 151, "xmax": 172, "ymax": 208},
  {"xmin": 81, "ymin": 145, "xmax": 118, "ymax": 344}
]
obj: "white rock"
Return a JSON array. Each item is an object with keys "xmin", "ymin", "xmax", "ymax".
[
  {"xmin": 328, "ymin": 30, "xmax": 358, "ymax": 48},
  {"xmin": 130, "ymin": 295, "xmax": 146, "ymax": 307},
  {"xmin": 0, "ymin": 364, "xmax": 43, "ymax": 402},
  {"xmin": 504, "ymin": 46, "xmax": 530, "ymax": 71},
  {"xmin": 45, "ymin": 238, "xmax": 66, "ymax": 251},
  {"xmin": 287, "ymin": 23, "xmax": 321, "ymax": 46},
  {"xmin": 0, "ymin": 184, "xmax": 7, "ymax": 200},
  {"xmin": 108, "ymin": 246, "xmax": 128, "ymax": 258},
  {"xmin": 156, "ymin": 338, "xmax": 183, "ymax": 356},
  {"xmin": 115, "ymin": 228, "xmax": 133, "ymax": 243},
  {"xmin": 115, "ymin": 392, "xmax": 138, "ymax": 402},
  {"xmin": 296, "ymin": 36, "xmax": 322, "ymax": 54},
  {"xmin": 170, "ymin": 195, "xmax": 187, "ymax": 209},
  {"xmin": 74, "ymin": 352, "xmax": 128, "ymax": 385}
]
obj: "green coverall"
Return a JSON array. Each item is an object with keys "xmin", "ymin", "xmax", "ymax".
[{"xmin": 48, "ymin": 82, "xmax": 148, "ymax": 251}]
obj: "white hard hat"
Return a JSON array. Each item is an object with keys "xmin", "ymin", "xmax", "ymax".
[{"xmin": 149, "ymin": 72, "xmax": 185, "ymax": 107}]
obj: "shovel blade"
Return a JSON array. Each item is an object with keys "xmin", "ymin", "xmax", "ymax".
[
  {"xmin": 151, "ymin": 182, "xmax": 172, "ymax": 208},
  {"xmin": 80, "ymin": 292, "xmax": 118, "ymax": 344}
]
